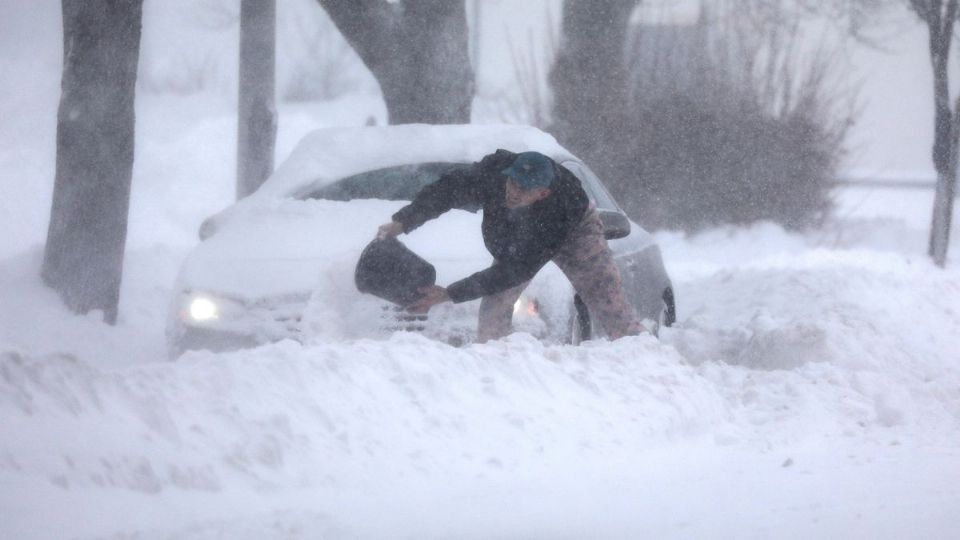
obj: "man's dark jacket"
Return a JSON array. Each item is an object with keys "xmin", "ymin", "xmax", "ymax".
[{"xmin": 392, "ymin": 149, "xmax": 590, "ymax": 303}]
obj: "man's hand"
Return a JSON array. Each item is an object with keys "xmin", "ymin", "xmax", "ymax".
[
  {"xmin": 377, "ymin": 221, "xmax": 404, "ymax": 240},
  {"xmin": 406, "ymin": 285, "xmax": 450, "ymax": 314}
]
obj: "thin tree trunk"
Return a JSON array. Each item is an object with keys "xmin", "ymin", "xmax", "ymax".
[
  {"xmin": 920, "ymin": 0, "xmax": 958, "ymax": 266},
  {"xmin": 237, "ymin": 0, "xmax": 277, "ymax": 199},
  {"xmin": 930, "ymin": 97, "xmax": 958, "ymax": 266},
  {"xmin": 43, "ymin": 0, "xmax": 143, "ymax": 324}
]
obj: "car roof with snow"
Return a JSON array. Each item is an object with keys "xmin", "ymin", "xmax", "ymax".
[{"xmin": 253, "ymin": 123, "xmax": 577, "ymax": 200}]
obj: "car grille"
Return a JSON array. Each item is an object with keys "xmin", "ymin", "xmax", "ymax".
[
  {"xmin": 379, "ymin": 304, "xmax": 429, "ymax": 332},
  {"xmin": 240, "ymin": 293, "xmax": 310, "ymax": 343},
  {"xmin": 240, "ymin": 297, "xmax": 435, "ymax": 343}
]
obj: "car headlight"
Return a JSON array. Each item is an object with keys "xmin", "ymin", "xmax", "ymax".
[
  {"xmin": 188, "ymin": 296, "xmax": 220, "ymax": 321},
  {"xmin": 513, "ymin": 295, "xmax": 540, "ymax": 318},
  {"xmin": 180, "ymin": 292, "xmax": 243, "ymax": 325}
]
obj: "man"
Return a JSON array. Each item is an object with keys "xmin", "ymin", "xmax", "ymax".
[{"xmin": 378, "ymin": 150, "xmax": 646, "ymax": 342}]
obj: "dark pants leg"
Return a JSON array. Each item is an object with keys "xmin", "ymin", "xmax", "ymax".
[{"xmin": 553, "ymin": 206, "xmax": 645, "ymax": 339}]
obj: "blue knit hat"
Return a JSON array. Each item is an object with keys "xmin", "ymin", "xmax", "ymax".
[{"xmin": 501, "ymin": 152, "xmax": 555, "ymax": 189}]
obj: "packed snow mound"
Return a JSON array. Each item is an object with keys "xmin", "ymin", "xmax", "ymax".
[
  {"xmin": 3, "ymin": 226, "xmax": 960, "ymax": 539},
  {"xmin": 671, "ymin": 248, "xmax": 960, "ymax": 370},
  {"xmin": 661, "ymin": 239, "xmax": 960, "ymax": 441},
  {"xmin": 3, "ymin": 238, "xmax": 960, "ymax": 499},
  {"xmin": 1, "ymin": 333, "xmax": 726, "ymax": 495}
]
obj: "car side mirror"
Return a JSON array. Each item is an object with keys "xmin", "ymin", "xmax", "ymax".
[{"xmin": 598, "ymin": 210, "xmax": 631, "ymax": 240}]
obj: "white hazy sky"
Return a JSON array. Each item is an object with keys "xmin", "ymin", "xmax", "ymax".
[
  {"xmin": 843, "ymin": 19, "xmax": 944, "ymax": 178},
  {"xmin": 0, "ymin": 0, "xmax": 950, "ymax": 179}
]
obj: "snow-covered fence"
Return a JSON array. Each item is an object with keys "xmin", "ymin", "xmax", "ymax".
[{"xmin": 831, "ymin": 177, "xmax": 952, "ymax": 194}]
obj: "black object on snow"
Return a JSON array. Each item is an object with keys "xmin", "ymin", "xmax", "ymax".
[{"xmin": 355, "ymin": 237, "xmax": 437, "ymax": 306}]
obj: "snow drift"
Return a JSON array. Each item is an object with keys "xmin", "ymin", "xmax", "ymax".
[{"xmin": 2, "ymin": 226, "xmax": 960, "ymax": 537}]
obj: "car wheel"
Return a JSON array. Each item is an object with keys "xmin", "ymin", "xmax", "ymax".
[
  {"xmin": 570, "ymin": 294, "xmax": 594, "ymax": 345},
  {"xmin": 646, "ymin": 287, "xmax": 676, "ymax": 338},
  {"xmin": 661, "ymin": 287, "xmax": 676, "ymax": 327},
  {"xmin": 572, "ymin": 288, "xmax": 675, "ymax": 343}
]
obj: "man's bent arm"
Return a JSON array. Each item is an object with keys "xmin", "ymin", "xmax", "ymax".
[
  {"xmin": 392, "ymin": 163, "xmax": 484, "ymax": 233},
  {"xmin": 446, "ymin": 253, "xmax": 552, "ymax": 303}
]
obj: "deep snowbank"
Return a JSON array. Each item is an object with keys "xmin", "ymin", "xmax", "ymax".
[
  {"xmin": 4, "ymin": 245, "xmax": 958, "ymax": 493},
  {"xmin": 3, "ymin": 223, "xmax": 960, "ymax": 538},
  {"xmin": 1, "ymin": 334, "xmax": 716, "ymax": 492},
  {"xmin": 664, "ymin": 246, "xmax": 960, "ymax": 444},
  {"xmin": 0, "ymin": 220, "xmax": 960, "ymax": 539}
]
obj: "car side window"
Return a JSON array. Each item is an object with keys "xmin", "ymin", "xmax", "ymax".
[
  {"xmin": 560, "ymin": 160, "xmax": 621, "ymax": 212},
  {"xmin": 299, "ymin": 163, "xmax": 469, "ymax": 202}
]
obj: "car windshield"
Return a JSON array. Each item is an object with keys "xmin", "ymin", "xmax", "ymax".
[
  {"xmin": 298, "ymin": 159, "xmax": 624, "ymax": 214},
  {"xmin": 560, "ymin": 160, "xmax": 620, "ymax": 212},
  {"xmin": 299, "ymin": 162, "xmax": 470, "ymax": 202}
]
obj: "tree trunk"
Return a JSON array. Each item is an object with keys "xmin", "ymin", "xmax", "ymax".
[
  {"xmin": 237, "ymin": 0, "xmax": 277, "ymax": 199},
  {"xmin": 549, "ymin": 0, "xmax": 639, "ymax": 181},
  {"xmin": 923, "ymin": 0, "xmax": 958, "ymax": 267},
  {"xmin": 43, "ymin": 0, "xmax": 143, "ymax": 324},
  {"xmin": 317, "ymin": 0, "xmax": 473, "ymax": 124},
  {"xmin": 929, "ymin": 97, "xmax": 958, "ymax": 267}
]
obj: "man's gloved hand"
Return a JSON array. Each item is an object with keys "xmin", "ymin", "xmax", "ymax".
[
  {"xmin": 406, "ymin": 285, "xmax": 450, "ymax": 314},
  {"xmin": 377, "ymin": 221, "xmax": 404, "ymax": 240}
]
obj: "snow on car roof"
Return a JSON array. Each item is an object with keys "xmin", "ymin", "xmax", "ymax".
[{"xmin": 254, "ymin": 123, "xmax": 575, "ymax": 199}]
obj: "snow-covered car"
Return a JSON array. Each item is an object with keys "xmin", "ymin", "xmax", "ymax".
[{"xmin": 167, "ymin": 124, "xmax": 675, "ymax": 356}]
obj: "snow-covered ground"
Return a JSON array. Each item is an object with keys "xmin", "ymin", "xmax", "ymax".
[{"xmin": 3, "ymin": 48, "xmax": 960, "ymax": 540}]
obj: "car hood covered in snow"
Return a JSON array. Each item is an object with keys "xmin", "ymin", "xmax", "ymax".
[
  {"xmin": 176, "ymin": 197, "xmax": 580, "ymax": 342},
  {"xmin": 180, "ymin": 198, "xmax": 494, "ymax": 299}
]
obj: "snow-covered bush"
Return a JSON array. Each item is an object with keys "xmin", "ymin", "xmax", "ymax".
[
  {"xmin": 605, "ymin": 4, "xmax": 853, "ymax": 231},
  {"xmin": 617, "ymin": 84, "xmax": 845, "ymax": 231}
]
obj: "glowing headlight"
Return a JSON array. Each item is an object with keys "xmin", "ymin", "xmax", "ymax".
[
  {"xmin": 513, "ymin": 296, "xmax": 540, "ymax": 317},
  {"xmin": 189, "ymin": 297, "xmax": 220, "ymax": 321}
]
